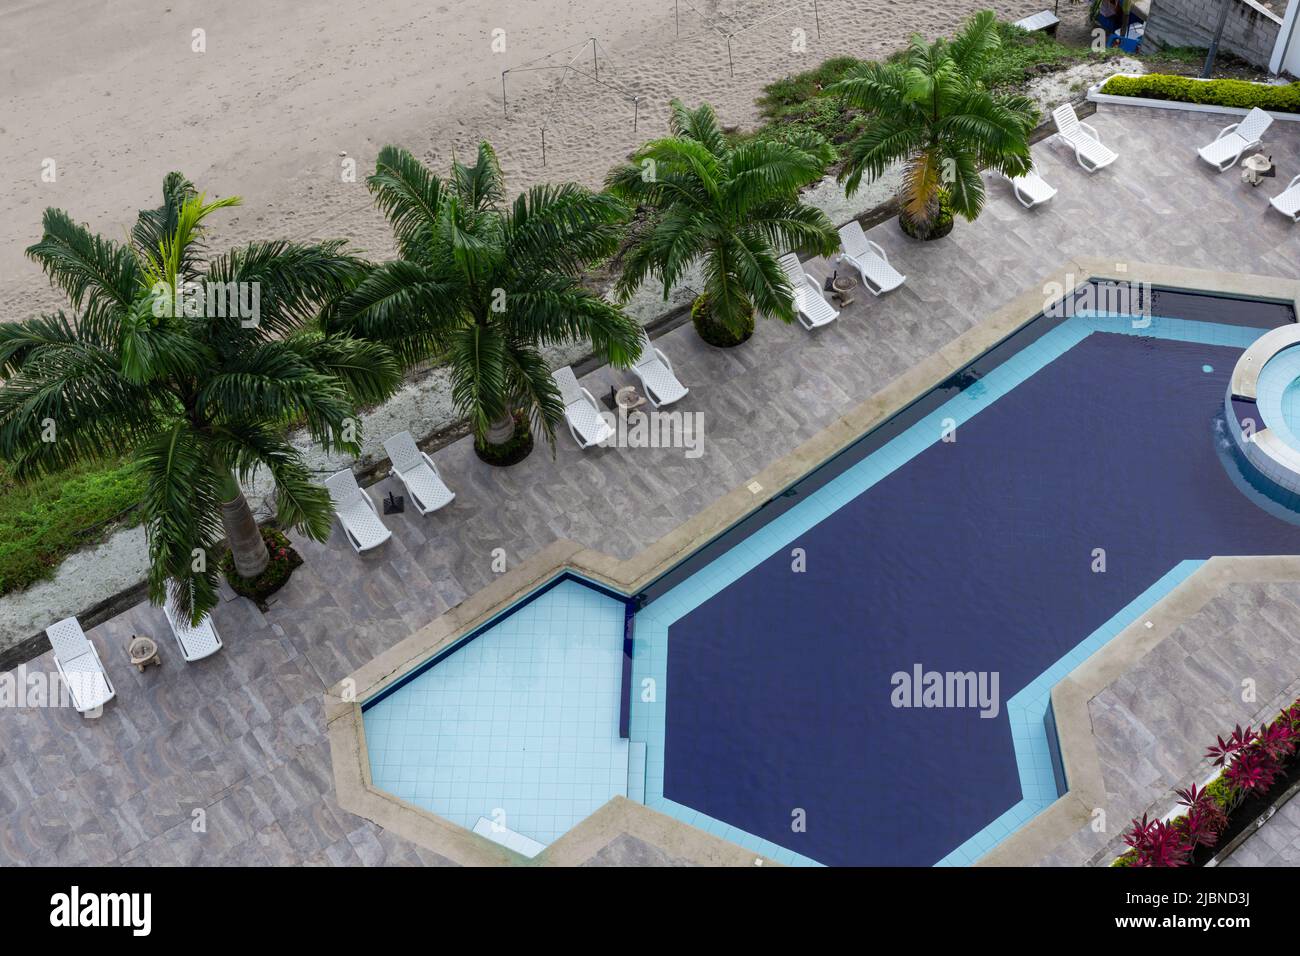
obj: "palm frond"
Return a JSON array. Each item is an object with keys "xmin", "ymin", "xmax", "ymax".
[
  {"xmin": 137, "ymin": 424, "xmax": 225, "ymax": 621},
  {"xmin": 505, "ymin": 184, "xmax": 628, "ymax": 276},
  {"xmin": 368, "ymin": 145, "xmax": 445, "ymax": 260},
  {"xmin": 452, "ymin": 142, "xmax": 506, "ymax": 215},
  {"xmin": 25, "ymin": 209, "xmax": 140, "ymax": 325}
]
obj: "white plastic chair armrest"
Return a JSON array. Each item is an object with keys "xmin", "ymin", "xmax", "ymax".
[
  {"xmin": 1079, "ymin": 121, "xmax": 1102, "ymax": 142},
  {"xmin": 1214, "ymin": 123, "xmax": 1240, "ymax": 142},
  {"xmin": 654, "ymin": 347, "xmax": 673, "ymax": 374},
  {"xmin": 362, "ymin": 489, "xmax": 382, "ymax": 517},
  {"xmin": 580, "ymin": 386, "xmax": 599, "ymax": 410},
  {"xmin": 803, "ymin": 273, "xmax": 822, "ymax": 294},
  {"xmin": 866, "ymin": 239, "xmax": 888, "ymax": 262},
  {"xmin": 420, "ymin": 451, "xmax": 441, "ymax": 479},
  {"xmin": 1287, "ymin": 174, "xmax": 1300, "ymax": 190}
]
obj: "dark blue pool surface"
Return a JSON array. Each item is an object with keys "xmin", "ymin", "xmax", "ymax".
[{"xmin": 663, "ymin": 330, "xmax": 1300, "ymax": 866}]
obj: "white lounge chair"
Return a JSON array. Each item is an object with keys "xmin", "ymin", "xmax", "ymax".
[
  {"xmin": 836, "ymin": 221, "xmax": 905, "ymax": 296},
  {"xmin": 163, "ymin": 584, "xmax": 223, "ymax": 662},
  {"xmin": 1002, "ymin": 166, "xmax": 1057, "ymax": 209},
  {"xmin": 383, "ymin": 431, "xmax": 455, "ymax": 516},
  {"xmin": 1198, "ymin": 107, "xmax": 1273, "ymax": 172},
  {"xmin": 553, "ymin": 366, "xmax": 614, "ymax": 449},
  {"xmin": 778, "ymin": 253, "xmax": 838, "ymax": 330},
  {"xmin": 323, "ymin": 469, "xmax": 392, "ymax": 553},
  {"xmin": 1052, "ymin": 103, "xmax": 1118, "ymax": 172},
  {"xmin": 630, "ymin": 331, "xmax": 689, "ymax": 408},
  {"xmin": 1270, "ymin": 174, "xmax": 1300, "ymax": 222},
  {"xmin": 46, "ymin": 617, "xmax": 115, "ymax": 715}
]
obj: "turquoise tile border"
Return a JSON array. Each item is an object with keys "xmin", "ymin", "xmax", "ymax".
[
  {"xmin": 934, "ymin": 560, "xmax": 1202, "ymax": 866},
  {"xmin": 628, "ymin": 314, "xmax": 1272, "ymax": 867}
]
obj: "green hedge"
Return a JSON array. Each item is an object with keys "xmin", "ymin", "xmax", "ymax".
[{"xmin": 1100, "ymin": 74, "xmax": 1300, "ymax": 112}]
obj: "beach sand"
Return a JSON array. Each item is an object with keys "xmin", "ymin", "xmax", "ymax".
[{"xmin": 1, "ymin": 0, "xmax": 1049, "ymax": 319}]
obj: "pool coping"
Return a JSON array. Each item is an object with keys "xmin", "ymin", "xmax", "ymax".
[{"xmin": 326, "ymin": 257, "xmax": 1300, "ymax": 867}]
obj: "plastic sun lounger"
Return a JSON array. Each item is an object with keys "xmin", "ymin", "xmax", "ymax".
[
  {"xmin": 46, "ymin": 617, "xmax": 115, "ymax": 715},
  {"xmin": 1002, "ymin": 166, "xmax": 1057, "ymax": 209},
  {"xmin": 323, "ymin": 469, "xmax": 393, "ymax": 553},
  {"xmin": 383, "ymin": 430, "xmax": 455, "ymax": 516},
  {"xmin": 553, "ymin": 366, "xmax": 614, "ymax": 449},
  {"xmin": 1052, "ymin": 103, "xmax": 1118, "ymax": 173},
  {"xmin": 836, "ymin": 221, "xmax": 905, "ymax": 296},
  {"xmin": 1271, "ymin": 174, "xmax": 1300, "ymax": 223},
  {"xmin": 163, "ymin": 585, "xmax": 223, "ymax": 662},
  {"xmin": 630, "ymin": 331, "xmax": 689, "ymax": 408},
  {"xmin": 778, "ymin": 253, "xmax": 838, "ymax": 330},
  {"xmin": 1198, "ymin": 107, "xmax": 1273, "ymax": 173}
]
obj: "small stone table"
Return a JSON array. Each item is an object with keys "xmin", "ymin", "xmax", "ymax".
[
  {"xmin": 126, "ymin": 634, "xmax": 161, "ymax": 672},
  {"xmin": 606, "ymin": 384, "xmax": 647, "ymax": 413},
  {"xmin": 830, "ymin": 273, "xmax": 858, "ymax": 309},
  {"xmin": 1241, "ymin": 154, "xmax": 1274, "ymax": 188}
]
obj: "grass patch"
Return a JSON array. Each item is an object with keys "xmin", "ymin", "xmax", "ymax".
[{"xmin": 0, "ymin": 458, "xmax": 145, "ymax": 596}]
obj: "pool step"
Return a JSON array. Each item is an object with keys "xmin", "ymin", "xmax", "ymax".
[
  {"xmin": 472, "ymin": 817, "xmax": 546, "ymax": 859},
  {"xmin": 627, "ymin": 740, "xmax": 647, "ymax": 804}
]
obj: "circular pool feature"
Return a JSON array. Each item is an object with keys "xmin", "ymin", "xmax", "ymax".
[{"xmin": 1227, "ymin": 325, "xmax": 1300, "ymax": 498}]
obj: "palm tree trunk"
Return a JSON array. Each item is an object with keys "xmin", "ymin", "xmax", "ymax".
[
  {"xmin": 484, "ymin": 411, "xmax": 516, "ymax": 446},
  {"xmin": 218, "ymin": 470, "xmax": 269, "ymax": 578}
]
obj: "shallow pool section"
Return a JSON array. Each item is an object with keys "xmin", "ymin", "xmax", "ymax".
[
  {"xmin": 1255, "ymin": 345, "xmax": 1300, "ymax": 452},
  {"xmin": 362, "ymin": 579, "xmax": 629, "ymax": 850}
]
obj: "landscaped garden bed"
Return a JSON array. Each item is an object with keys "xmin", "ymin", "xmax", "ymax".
[
  {"xmin": 219, "ymin": 527, "xmax": 303, "ymax": 608},
  {"xmin": 1093, "ymin": 74, "xmax": 1300, "ymax": 116},
  {"xmin": 1113, "ymin": 696, "xmax": 1300, "ymax": 866}
]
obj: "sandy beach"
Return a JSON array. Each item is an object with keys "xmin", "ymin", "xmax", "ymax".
[{"xmin": 1, "ymin": 0, "xmax": 1047, "ymax": 320}]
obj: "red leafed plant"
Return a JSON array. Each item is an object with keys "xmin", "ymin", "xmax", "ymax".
[
  {"xmin": 1204, "ymin": 724, "xmax": 1256, "ymax": 767},
  {"xmin": 1115, "ymin": 696, "xmax": 1300, "ymax": 867},
  {"xmin": 1173, "ymin": 783, "xmax": 1227, "ymax": 849},
  {"xmin": 1121, "ymin": 815, "xmax": 1191, "ymax": 867}
]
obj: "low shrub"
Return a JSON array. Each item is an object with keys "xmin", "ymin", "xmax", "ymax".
[
  {"xmin": 899, "ymin": 190, "xmax": 955, "ymax": 241},
  {"xmin": 220, "ymin": 526, "xmax": 303, "ymax": 606},
  {"xmin": 691, "ymin": 295, "xmax": 754, "ymax": 348},
  {"xmin": 1100, "ymin": 74, "xmax": 1300, "ymax": 112},
  {"xmin": 474, "ymin": 411, "xmax": 534, "ymax": 466}
]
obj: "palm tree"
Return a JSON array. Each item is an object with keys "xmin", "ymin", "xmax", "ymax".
[
  {"xmin": 0, "ymin": 174, "xmax": 400, "ymax": 621},
  {"xmin": 607, "ymin": 100, "xmax": 839, "ymax": 344},
  {"xmin": 328, "ymin": 143, "xmax": 643, "ymax": 455},
  {"xmin": 830, "ymin": 11, "xmax": 1038, "ymax": 239}
]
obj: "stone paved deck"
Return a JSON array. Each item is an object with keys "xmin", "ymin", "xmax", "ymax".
[
  {"xmin": 1036, "ymin": 576, "xmax": 1300, "ymax": 867},
  {"xmin": 4, "ymin": 105, "xmax": 1300, "ymax": 866},
  {"xmin": 1221, "ymin": 792, "xmax": 1300, "ymax": 866}
]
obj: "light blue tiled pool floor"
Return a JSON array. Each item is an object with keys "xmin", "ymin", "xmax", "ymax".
[{"xmin": 363, "ymin": 580, "xmax": 629, "ymax": 846}]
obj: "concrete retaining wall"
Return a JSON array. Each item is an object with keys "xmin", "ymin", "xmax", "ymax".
[{"xmin": 1144, "ymin": 0, "xmax": 1284, "ymax": 69}]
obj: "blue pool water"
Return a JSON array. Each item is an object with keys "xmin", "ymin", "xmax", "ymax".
[
  {"xmin": 363, "ymin": 580, "xmax": 628, "ymax": 845},
  {"xmin": 363, "ymin": 288, "xmax": 1300, "ymax": 865},
  {"xmin": 1255, "ymin": 344, "xmax": 1300, "ymax": 452},
  {"xmin": 632, "ymin": 308, "xmax": 1300, "ymax": 867}
]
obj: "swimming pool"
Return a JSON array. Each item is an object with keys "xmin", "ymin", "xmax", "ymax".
[{"xmin": 361, "ymin": 284, "xmax": 1299, "ymax": 865}]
